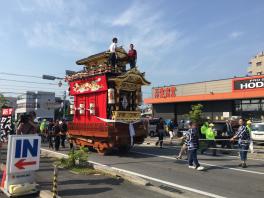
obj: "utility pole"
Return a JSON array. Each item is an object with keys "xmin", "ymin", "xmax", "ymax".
[{"xmin": 63, "ymin": 91, "xmax": 66, "ymax": 119}]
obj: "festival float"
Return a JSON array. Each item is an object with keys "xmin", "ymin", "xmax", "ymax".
[{"xmin": 66, "ymin": 47, "xmax": 150, "ymax": 154}]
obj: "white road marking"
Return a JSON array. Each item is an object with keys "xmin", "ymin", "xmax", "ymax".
[
  {"xmin": 89, "ymin": 160, "xmax": 226, "ymax": 198},
  {"xmin": 41, "ymin": 148, "xmax": 226, "ymax": 198},
  {"xmin": 140, "ymin": 144, "xmax": 264, "ymax": 162},
  {"xmin": 132, "ymin": 151, "xmax": 264, "ymax": 175}
]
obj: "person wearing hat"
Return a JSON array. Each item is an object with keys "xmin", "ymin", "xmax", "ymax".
[{"xmin": 201, "ymin": 123, "xmax": 217, "ymax": 156}]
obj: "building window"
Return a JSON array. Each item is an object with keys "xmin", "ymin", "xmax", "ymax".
[
  {"xmin": 256, "ymin": 62, "xmax": 262, "ymax": 66},
  {"xmin": 257, "ymin": 72, "xmax": 262, "ymax": 75}
]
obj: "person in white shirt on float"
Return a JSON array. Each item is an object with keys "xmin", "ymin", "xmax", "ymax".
[{"xmin": 109, "ymin": 37, "xmax": 118, "ymax": 68}]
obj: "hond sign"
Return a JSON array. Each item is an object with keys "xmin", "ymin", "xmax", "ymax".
[
  {"xmin": 8, "ymin": 135, "xmax": 41, "ymax": 174},
  {"xmin": 233, "ymin": 76, "xmax": 264, "ymax": 91}
]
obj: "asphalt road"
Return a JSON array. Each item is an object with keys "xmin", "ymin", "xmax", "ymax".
[
  {"xmin": 87, "ymin": 144, "xmax": 264, "ymax": 198},
  {"xmin": 0, "ymin": 145, "xmax": 168, "ymax": 198}
]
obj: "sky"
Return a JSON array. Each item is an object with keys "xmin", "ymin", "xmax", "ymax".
[{"xmin": 0, "ymin": 0, "xmax": 264, "ymax": 99}]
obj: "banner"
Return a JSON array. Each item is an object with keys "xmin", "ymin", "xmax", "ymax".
[
  {"xmin": 0, "ymin": 108, "xmax": 14, "ymax": 142},
  {"xmin": 69, "ymin": 75, "xmax": 108, "ymax": 95}
]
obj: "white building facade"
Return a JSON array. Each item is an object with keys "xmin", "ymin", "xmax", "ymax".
[{"xmin": 15, "ymin": 91, "xmax": 57, "ymax": 120}]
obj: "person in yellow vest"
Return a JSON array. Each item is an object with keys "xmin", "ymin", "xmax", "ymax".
[
  {"xmin": 247, "ymin": 120, "xmax": 254, "ymax": 153},
  {"xmin": 201, "ymin": 123, "xmax": 217, "ymax": 156},
  {"xmin": 200, "ymin": 122, "xmax": 209, "ymax": 154},
  {"xmin": 201, "ymin": 122, "xmax": 209, "ymax": 136}
]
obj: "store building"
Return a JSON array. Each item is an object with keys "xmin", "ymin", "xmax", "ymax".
[{"xmin": 144, "ymin": 75, "xmax": 264, "ymax": 122}]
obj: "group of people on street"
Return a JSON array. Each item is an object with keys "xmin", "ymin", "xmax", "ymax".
[
  {"xmin": 39, "ymin": 119, "xmax": 70, "ymax": 151},
  {"xmin": 108, "ymin": 37, "xmax": 137, "ymax": 69},
  {"xmin": 155, "ymin": 117, "xmax": 252, "ymax": 170},
  {"xmin": 15, "ymin": 111, "xmax": 72, "ymax": 151}
]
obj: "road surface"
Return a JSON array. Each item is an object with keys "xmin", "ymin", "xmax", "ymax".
[{"xmin": 85, "ymin": 144, "xmax": 264, "ymax": 198}]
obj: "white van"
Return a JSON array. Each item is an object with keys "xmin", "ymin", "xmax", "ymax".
[{"xmin": 251, "ymin": 123, "xmax": 264, "ymax": 142}]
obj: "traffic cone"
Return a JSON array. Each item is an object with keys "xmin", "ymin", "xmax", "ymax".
[{"xmin": 1, "ymin": 166, "xmax": 6, "ymax": 188}]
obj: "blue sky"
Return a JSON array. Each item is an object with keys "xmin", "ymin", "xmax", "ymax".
[{"xmin": 0, "ymin": 0, "xmax": 264, "ymax": 98}]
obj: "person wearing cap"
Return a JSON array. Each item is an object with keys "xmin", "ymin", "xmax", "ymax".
[
  {"xmin": 201, "ymin": 123, "xmax": 217, "ymax": 156},
  {"xmin": 230, "ymin": 118, "xmax": 250, "ymax": 168}
]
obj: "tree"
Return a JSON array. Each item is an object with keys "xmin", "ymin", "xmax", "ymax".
[
  {"xmin": 0, "ymin": 94, "xmax": 7, "ymax": 109},
  {"xmin": 188, "ymin": 104, "xmax": 203, "ymax": 124}
]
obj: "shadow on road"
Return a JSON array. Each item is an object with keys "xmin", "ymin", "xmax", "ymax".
[{"xmin": 59, "ymin": 187, "xmax": 112, "ymax": 196}]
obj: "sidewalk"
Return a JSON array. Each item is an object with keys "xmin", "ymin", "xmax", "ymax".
[{"xmin": 0, "ymin": 145, "xmax": 167, "ymax": 198}]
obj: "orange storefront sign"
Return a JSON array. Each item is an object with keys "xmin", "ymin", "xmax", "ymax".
[{"xmin": 145, "ymin": 75, "xmax": 264, "ymax": 104}]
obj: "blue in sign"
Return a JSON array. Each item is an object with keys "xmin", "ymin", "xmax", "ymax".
[{"xmin": 15, "ymin": 139, "xmax": 39, "ymax": 158}]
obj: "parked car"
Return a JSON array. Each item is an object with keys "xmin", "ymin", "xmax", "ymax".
[
  {"xmin": 148, "ymin": 118, "xmax": 159, "ymax": 137},
  {"xmin": 251, "ymin": 123, "xmax": 264, "ymax": 142}
]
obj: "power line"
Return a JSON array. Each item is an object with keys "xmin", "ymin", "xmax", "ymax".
[
  {"xmin": 0, "ymin": 78, "xmax": 67, "ymax": 86},
  {"xmin": 0, "ymin": 72, "xmax": 42, "ymax": 79},
  {"xmin": 0, "ymin": 85, "xmax": 67, "ymax": 91}
]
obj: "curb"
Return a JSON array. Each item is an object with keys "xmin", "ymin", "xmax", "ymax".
[{"xmin": 40, "ymin": 149, "xmax": 150, "ymax": 186}]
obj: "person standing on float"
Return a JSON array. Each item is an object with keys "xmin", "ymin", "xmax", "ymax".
[{"xmin": 109, "ymin": 37, "xmax": 118, "ymax": 68}]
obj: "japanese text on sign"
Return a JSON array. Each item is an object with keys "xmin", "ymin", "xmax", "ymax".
[{"xmin": 153, "ymin": 86, "xmax": 176, "ymax": 98}]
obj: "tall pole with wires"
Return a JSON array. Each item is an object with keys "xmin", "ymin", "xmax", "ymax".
[{"xmin": 63, "ymin": 91, "xmax": 66, "ymax": 119}]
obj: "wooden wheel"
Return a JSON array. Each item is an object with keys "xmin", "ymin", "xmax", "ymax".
[
  {"xmin": 96, "ymin": 148, "xmax": 109, "ymax": 155},
  {"xmin": 95, "ymin": 142, "xmax": 110, "ymax": 155}
]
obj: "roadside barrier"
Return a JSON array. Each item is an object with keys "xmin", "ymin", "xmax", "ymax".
[{"xmin": 52, "ymin": 165, "xmax": 58, "ymax": 198}]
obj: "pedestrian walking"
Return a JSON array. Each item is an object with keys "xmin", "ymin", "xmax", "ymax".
[
  {"xmin": 127, "ymin": 44, "xmax": 137, "ymax": 69},
  {"xmin": 185, "ymin": 122, "xmax": 204, "ymax": 171},
  {"xmin": 201, "ymin": 123, "xmax": 217, "ymax": 156},
  {"xmin": 47, "ymin": 120, "xmax": 54, "ymax": 149},
  {"xmin": 168, "ymin": 119, "xmax": 175, "ymax": 144},
  {"xmin": 53, "ymin": 120, "xmax": 61, "ymax": 151},
  {"xmin": 155, "ymin": 118, "xmax": 165, "ymax": 148},
  {"xmin": 230, "ymin": 118, "xmax": 251, "ymax": 168},
  {"xmin": 60, "ymin": 119, "xmax": 68, "ymax": 148}
]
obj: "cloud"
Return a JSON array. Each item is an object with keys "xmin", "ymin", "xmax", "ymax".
[
  {"xmin": 229, "ymin": 31, "xmax": 243, "ymax": 39},
  {"xmin": 111, "ymin": 1, "xmax": 189, "ymax": 69}
]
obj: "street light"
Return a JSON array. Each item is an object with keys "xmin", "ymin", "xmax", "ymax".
[
  {"xmin": 42, "ymin": 75, "xmax": 64, "ymax": 87},
  {"xmin": 42, "ymin": 74, "xmax": 67, "ymax": 119}
]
